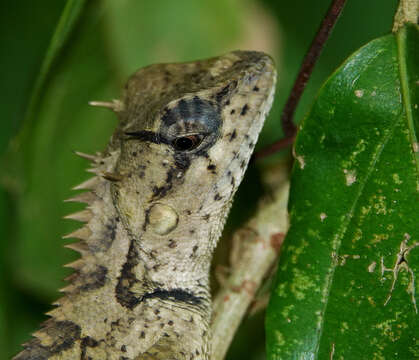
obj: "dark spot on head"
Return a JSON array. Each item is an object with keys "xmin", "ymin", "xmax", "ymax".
[
  {"xmin": 106, "ymin": 222, "xmax": 117, "ymax": 241},
  {"xmin": 240, "ymin": 104, "xmax": 249, "ymax": 116},
  {"xmin": 143, "ymin": 207, "xmax": 152, "ymax": 231},
  {"xmin": 174, "ymin": 153, "xmax": 191, "ymax": 171},
  {"xmin": 115, "ymin": 241, "xmax": 141, "ymax": 309},
  {"xmin": 168, "ymin": 239, "xmax": 177, "ymax": 248},
  {"xmin": 230, "ymin": 109, "xmax": 235, "ymax": 115},
  {"xmin": 151, "ymin": 161, "xmax": 187, "ymax": 201},
  {"xmin": 190, "ymin": 229, "xmax": 195, "ymax": 234},
  {"xmin": 142, "ymin": 288, "xmax": 203, "ymax": 306},
  {"xmin": 77, "ymin": 265, "xmax": 108, "ymax": 292},
  {"xmin": 253, "ymin": 86, "xmax": 259, "ymax": 92},
  {"xmin": 240, "ymin": 160, "xmax": 246, "ymax": 169},
  {"xmin": 132, "ymin": 151, "xmax": 137, "ymax": 157},
  {"xmin": 152, "ymin": 264, "xmax": 160, "ymax": 271},
  {"xmin": 121, "ymin": 345, "xmax": 127, "ymax": 352},
  {"xmin": 193, "ymin": 245, "xmax": 198, "ymax": 252},
  {"xmin": 207, "ymin": 164, "xmax": 216, "ymax": 171},
  {"xmin": 80, "ymin": 336, "xmax": 99, "ymax": 359},
  {"xmin": 178, "ymin": 98, "xmax": 191, "ymax": 118},
  {"xmin": 216, "ymin": 84, "xmax": 230, "ymax": 103},
  {"xmin": 214, "ymin": 193, "xmax": 222, "ymax": 201},
  {"xmin": 140, "ymin": 331, "xmax": 146, "ymax": 339},
  {"xmin": 202, "ymin": 214, "xmax": 210, "ymax": 221},
  {"xmin": 168, "ymin": 320, "xmax": 174, "ymax": 326},
  {"xmin": 229, "ymin": 129, "xmax": 237, "ymax": 142}
]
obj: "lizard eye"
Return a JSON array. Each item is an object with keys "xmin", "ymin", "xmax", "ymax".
[{"xmin": 172, "ymin": 134, "xmax": 203, "ymax": 151}]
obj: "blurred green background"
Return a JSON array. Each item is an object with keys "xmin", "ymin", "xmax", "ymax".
[{"xmin": 0, "ymin": 0, "xmax": 397, "ymax": 358}]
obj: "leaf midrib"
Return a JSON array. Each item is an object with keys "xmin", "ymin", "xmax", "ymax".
[
  {"xmin": 397, "ymin": 25, "xmax": 419, "ymax": 187},
  {"xmin": 313, "ymin": 102, "xmax": 400, "ymax": 359}
]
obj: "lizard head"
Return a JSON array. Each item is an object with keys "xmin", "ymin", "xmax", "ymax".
[{"xmin": 107, "ymin": 51, "xmax": 276, "ymax": 274}]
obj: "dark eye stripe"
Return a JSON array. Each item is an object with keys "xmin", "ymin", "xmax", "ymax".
[{"xmin": 125, "ymin": 131, "xmax": 169, "ymax": 145}]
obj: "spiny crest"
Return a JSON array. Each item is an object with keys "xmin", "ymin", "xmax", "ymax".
[{"xmin": 61, "ymin": 151, "xmax": 117, "ymax": 280}]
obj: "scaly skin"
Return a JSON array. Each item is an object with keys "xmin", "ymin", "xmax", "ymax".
[{"xmin": 15, "ymin": 51, "xmax": 276, "ymax": 360}]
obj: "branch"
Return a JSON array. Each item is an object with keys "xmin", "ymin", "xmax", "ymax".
[
  {"xmin": 211, "ymin": 162, "xmax": 290, "ymax": 360},
  {"xmin": 393, "ymin": 0, "xmax": 419, "ymax": 33},
  {"xmin": 255, "ymin": 0, "xmax": 347, "ymax": 159}
]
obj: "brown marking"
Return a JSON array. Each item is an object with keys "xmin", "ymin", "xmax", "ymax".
[{"xmin": 270, "ymin": 232, "xmax": 285, "ymax": 252}]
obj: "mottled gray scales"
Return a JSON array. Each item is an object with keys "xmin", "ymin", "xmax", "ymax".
[{"xmin": 15, "ymin": 51, "xmax": 276, "ymax": 359}]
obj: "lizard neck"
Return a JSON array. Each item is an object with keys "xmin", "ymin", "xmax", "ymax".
[{"xmin": 15, "ymin": 153, "xmax": 213, "ymax": 359}]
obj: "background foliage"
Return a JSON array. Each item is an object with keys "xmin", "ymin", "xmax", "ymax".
[{"xmin": 0, "ymin": 0, "xmax": 397, "ymax": 358}]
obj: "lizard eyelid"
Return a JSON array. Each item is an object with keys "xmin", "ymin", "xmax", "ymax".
[{"xmin": 172, "ymin": 134, "xmax": 204, "ymax": 151}]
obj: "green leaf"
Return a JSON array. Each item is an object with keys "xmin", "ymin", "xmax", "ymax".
[
  {"xmin": 12, "ymin": 0, "xmax": 113, "ymax": 301},
  {"xmin": 266, "ymin": 24, "xmax": 419, "ymax": 359},
  {"xmin": 18, "ymin": 0, "xmax": 86, "ymax": 148}
]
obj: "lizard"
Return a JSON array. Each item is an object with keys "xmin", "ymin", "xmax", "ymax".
[{"xmin": 14, "ymin": 50, "xmax": 276, "ymax": 360}]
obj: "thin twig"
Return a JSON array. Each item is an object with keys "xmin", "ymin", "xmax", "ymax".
[
  {"xmin": 211, "ymin": 162, "xmax": 290, "ymax": 360},
  {"xmin": 255, "ymin": 0, "xmax": 348, "ymax": 159},
  {"xmin": 254, "ymin": 134, "xmax": 296, "ymax": 160}
]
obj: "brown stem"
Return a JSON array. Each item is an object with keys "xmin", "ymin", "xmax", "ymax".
[
  {"xmin": 254, "ymin": 134, "xmax": 296, "ymax": 160},
  {"xmin": 255, "ymin": 0, "xmax": 348, "ymax": 159}
]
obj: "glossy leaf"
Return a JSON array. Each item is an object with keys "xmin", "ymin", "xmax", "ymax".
[{"xmin": 266, "ymin": 24, "xmax": 419, "ymax": 359}]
